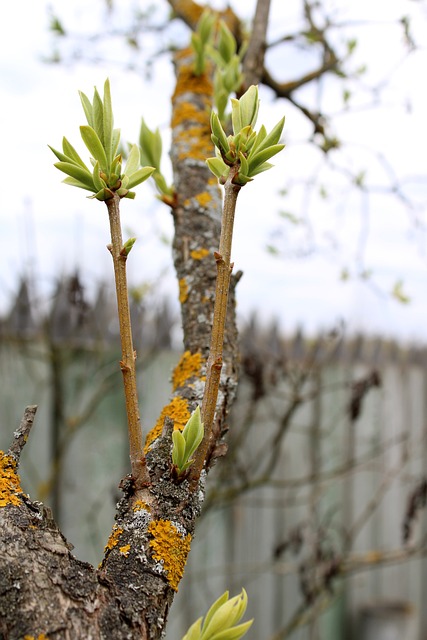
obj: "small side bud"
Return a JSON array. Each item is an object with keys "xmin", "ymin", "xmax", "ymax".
[{"xmin": 121, "ymin": 237, "xmax": 136, "ymax": 256}]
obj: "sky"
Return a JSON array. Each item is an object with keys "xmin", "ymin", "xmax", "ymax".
[{"xmin": 1, "ymin": 0, "xmax": 427, "ymax": 342}]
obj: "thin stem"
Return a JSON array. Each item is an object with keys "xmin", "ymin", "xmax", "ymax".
[
  {"xmin": 190, "ymin": 168, "xmax": 241, "ymax": 485},
  {"xmin": 105, "ymin": 193, "xmax": 147, "ymax": 485}
]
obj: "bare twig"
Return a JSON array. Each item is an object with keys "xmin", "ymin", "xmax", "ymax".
[
  {"xmin": 8, "ymin": 405, "xmax": 38, "ymax": 465},
  {"xmin": 105, "ymin": 194, "xmax": 147, "ymax": 486},
  {"xmin": 190, "ymin": 167, "xmax": 241, "ymax": 485}
]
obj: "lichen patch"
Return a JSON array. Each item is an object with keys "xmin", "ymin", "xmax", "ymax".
[
  {"xmin": 0, "ymin": 451, "xmax": 22, "ymax": 507},
  {"xmin": 144, "ymin": 396, "xmax": 191, "ymax": 453},
  {"xmin": 178, "ymin": 278, "xmax": 188, "ymax": 304},
  {"xmin": 148, "ymin": 519, "xmax": 192, "ymax": 591},
  {"xmin": 172, "ymin": 351, "xmax": 203, "ymax": 390}
]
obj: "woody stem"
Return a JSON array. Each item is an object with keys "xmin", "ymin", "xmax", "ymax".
[
  {"xmin": 190, "ymin": 167, "xmax": 241, "ymax": 485},
  {"xmin": 105, "ymin": 193, "xmax": 147, "ymax": 486}
]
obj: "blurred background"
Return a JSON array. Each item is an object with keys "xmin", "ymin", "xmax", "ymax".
[{"xmin": 1, "ymin": 1, "xmax": 427, "ymax": 639}]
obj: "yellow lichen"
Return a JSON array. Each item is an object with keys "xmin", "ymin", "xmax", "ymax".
[
  {"xmin": 119, "ymin": 544, "xmax": 131, "ymax": 556},
  {"xmin": 133, "ymin": 499, "xmax": 150, "ymax": 512},
  {"xmin": 178, "ymin": 278, "xmax": 188, "ymax": 304},
  {"xmin": 148, "ymin": 519, "xmax": 192, "ymax": 591},
  {"xmin": 23, "ymin": 636, "xmax": 48, "ymax": 640},
  {"xmin": 172, "ymin": 64, "xmax": 213, "ymax": 103},
  {"xmin": 190, "ymin": 247, "xmax": 210, "ymax": 261},
  {"xmin": 171, "ymin": 63, "xmax": 214, "ymax": 161},
  {"xmin": 172, "ymin": 351, "xmax": 203, "ymax": 390},
  {"xmin": 0, "ymin": 451, "xmax": 22, "ymax": 508},
  {"xmin": 104, "ymin": 525, "xmax": 124, "ymax": 552},
  {"xmin": 144, "ymin": 396, "xmax": 190, "ymax": 452},
  {"xmin": 195, "ymin": 192, "xmax": 212, "ymax": 208}
]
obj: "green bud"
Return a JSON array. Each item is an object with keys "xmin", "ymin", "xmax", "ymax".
[
  {"xmin": 218, "ymin": 21, "xmax": 236, "ymax": 63},
  {"xmin": 172, "ymin": 406, "xmax": 204, "ymax": 475}
]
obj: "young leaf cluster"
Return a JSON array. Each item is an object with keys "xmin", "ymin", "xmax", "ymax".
[
  {"xmin": 172, "ymin": 406, "xmax": 204, "ymax": 475},
  {"xmin": 50, "ymin": 79, "xmax": 155, "ymax": 201},
  {"xmin": 182, "ymin": 589, "xmax": 252, "ymax": 640},
  {"xmin": 190, "ymin": 12, "xmax": 245, "ymax": 123},
  {"xmin": 191, "ymin": 11, "xmax": 216, "ymax": 76},
  {"xmin": 139, "ymin": 118, "xmax": 173, "ymax": 200},
  {"xmin": 207, "ymin": 85, "xmax": 285, "ymax": 186},
  {"xmin": 208, "ymin": 21, "xmax": 245, "ymax": 123}
]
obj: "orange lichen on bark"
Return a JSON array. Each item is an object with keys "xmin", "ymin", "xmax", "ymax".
[
  {"xmin": 119, "ymin": 544, "xmax": 131, "ymax": 556},
  {"xmin": 178, "ymin": 277, "xmax": 188, "ymax": 304},
  {"xmin": 172, "ymin": 351, "xmax": 203, "ymax": 390},
  {"xmin": 195, "ymin": 191, "xmax": 212, "ymax": 207},
  {"xmin": 104, "ymin": 525, "xmax": 124, "ymax": 552},
  {"xmin": 171, "ymin": 60, "xmax": 214, "ymax": 161},
  {"xmin": 190, "ymin": 247, "xmax": 210, "ymax": 260},
  {"xmin": 0, "ymin": 451, "xmax": 22, "ymax": 507},
  {"xmin": 172, "ymin": 63, "xmax": 213, "ymax": 102},
  {"xmin": 24, "ymin": 635, "xmax": 49, "ymax": 640},
  {"xmin": 148, "ymin": 519, "xmax": 192, "ymax": 591},
  {"xmin": 133, "ymin": 499, "xmax": 151, "ymax": 512},
  {"xmin": 144, "ymin": 397, "xmax": 191, "ymax": 452}
]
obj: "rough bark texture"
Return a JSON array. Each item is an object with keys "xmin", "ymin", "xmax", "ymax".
[{"xmin": 0, "ymin": 11, "xmax": 242, "ymax": 640}]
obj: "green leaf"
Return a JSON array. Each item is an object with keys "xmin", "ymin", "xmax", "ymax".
[
  {"xmin": 230, "ymin": 98, "xmax": 242, "ymax": 136},
  {"xmin": 92, "ymin": 161, "xmax": 107, "ymax": 192},
  {"xmin": 208, "ymin": 620, "xmax": 253, "ymax": 640},
  {"xmin": 80, "ymin": 125, "xmax": 108, "ymax": 172},
  {"xmin": 126, "ymin": 166, "xmax": 155, "ymax": 189},
  {"xmin": 202, "ymin": 592, "xmax": 230, "ymax": 634},
  {"xmin": 248, "ymin": 161, "xmax": 273, "ymax": 177},
  {"xmin": 62, "ymin": 137, "xmax": 89, "ymax": 169},
  {"xmin": 252, "ymin": 117, "xmax": 285, "ymax": 155},
  {"xmin": 124, "ymin": 144, "xmax": 140, "ymax": 178},
  {"xmin": 238, "ymin": 152, "xmax": 249, "ymax": 179},
  {"xmin": 172, "ymin": 430, "xmax": 186, "ymax": 468},
  {"xmin": 48, "ymin": 145, "xmax": 75, "ymax": 164},
  {"xmin": 248, "ymin": 143, "xmax": 284, "ymax": 174},
  {"xmin": 206, "ymin": 157, "xmax": 229, "ymax": 179},
  {"xmin": 92, "ymin": 87, "xmax": 104, "ymax": 145},
  {"xmin": 211, "ymin": 112, "xmax": 230, "ymax": 154},
  {"xmin": 62, "ymin": 176, "xmax": 96, "ymax": 193},
  {"xmin": 79, "ymin": 91, "xmax": 93, "ymax": 127},
  {"xmin": 103, "ymin": 78, "xmax": 114, "ymax": 164},
  {"xmin": 139, "ymin": 118, "xmax": 162, "ymax": 170},
  {"xmin": 54, "ymin": 161, "xmax": 95, "ymax": 190},
  {"xmin": 236, "ymin": 85, "xmax": 259, "ymax": 130},
  {"xmin": 218, "ymin": 21, "xmax": 236, "ymax": 63},
  {"xmin": 182, "ymin": 617, "xmax": 203, "ymax": 640},
  {"xmin": 112, "ymin": 128, "xmax": 121, "ymax": 159},
  {"xmin": 182, "ymin": 406, "xmax": 204, "ymax": 462}
]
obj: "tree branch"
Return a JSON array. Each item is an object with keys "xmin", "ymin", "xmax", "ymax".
[
  {"xmin": 8, "ymin": 405, "xmax": 38, "ymax": 464},
  {"xmin": 242, "ymin": 0, "xmax": 272, "ymax": 88}
]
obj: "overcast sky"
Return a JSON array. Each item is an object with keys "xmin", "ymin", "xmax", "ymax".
[{"xmin": 1, "ymin": 0, "xmax": 427, "ymax": 342}]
